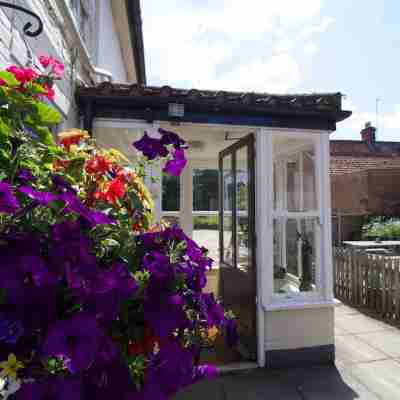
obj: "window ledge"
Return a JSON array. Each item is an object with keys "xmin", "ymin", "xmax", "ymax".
[{"xmin": 263, "ymin": 298, "xmax": 340, "ymax": 312}]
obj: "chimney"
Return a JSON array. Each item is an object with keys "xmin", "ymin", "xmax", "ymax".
[{"xmin": 361, "ymin": 121, "xmax": 376, "ymax": 144}]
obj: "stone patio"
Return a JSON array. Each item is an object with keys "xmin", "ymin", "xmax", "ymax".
[{"xmin": 175, "ymin": 303, "xmax": 400, "ymax": 399}]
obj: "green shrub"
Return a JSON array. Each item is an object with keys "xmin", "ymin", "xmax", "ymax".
[{"xmin": 362, "ymin": 217, "xmax": 400, "ymax": 240}]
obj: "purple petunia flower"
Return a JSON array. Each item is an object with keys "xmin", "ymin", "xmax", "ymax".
[
  {"xmin": 52, "ymin": 174, "xmax": 77, "ymax": 193},
  {"xmin": 144, "ymin": 293, "xmax": 188, "ymax": 338},
  {"xmin": 159, "ymin": 128, "xmax": 187, "ymax": 149},
  {"xmin": 83, "ymin": 352, "xmax": 134, "ymax": 400},
  {"xmin": 192, "ymin": 364, "xmax": 219, "ymax": 382},
  {"xmin": 132, "ymin": 132, "xmax": 168, "ymax": 160},
  {"xmin": 145, "ymin": 339, "xmax": 195, "ymax": 397},
  {"xmin": 16, "ymin": 168, "xmax": 37, "ymax": 184},
  {"xmin": 199, "ymin": 293, "xmax": 225, "ymax": 328},
  {"xmin": 59, "ymin": 192, "xmax": 115, "ymax": 227},
  {"xmin": 18, "ymin": 186, "xmax": 58, "ymax": 205},
  {"xmin": 0, "ymin": 312, "xmax": 24, "ymax": 344},
  {"xmin": 42, "ymin": 312, "xmax": 102, "ymax": 373},
  {"xmin": 0, "ymin": 254, "xmax": 57, "ymax": 305},
  {"xmin": 0, "ymin": 182, "xmax": 19, "ymax": 213},
  {"xmin": 163, "ymin": 148, "xmax": 187, "ymax": 176},
  {"xmin": 69, "ymin": 263, "xmax": 138, "ymax": 323},
  {"xmin": 48, "ymin": 221, "xmax": 96, "ymax": 278},
  {"xmin": 18, "ymin": 376, "xmax": 82, "ymax": 400}
]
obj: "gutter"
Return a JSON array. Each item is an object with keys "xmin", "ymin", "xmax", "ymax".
[{"xmin": 125, "ymin": 0, "xmax": 147, "ymax": 85}]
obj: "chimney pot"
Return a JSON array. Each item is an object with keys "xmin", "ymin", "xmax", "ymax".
[{"xmin": 361, "ymin": 122, "xmax": 376, "ymax": 144}]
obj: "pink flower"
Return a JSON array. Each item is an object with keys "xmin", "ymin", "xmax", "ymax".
[
  {"xmin": 38, "ymin": 55, "xmax": 52, "ymax": 68},
  {"xmin": 38, "ymin": 55, "xmax": 64, "ymax": 78},
  {"xmin": 52, "ymin": 61, "xmax": 64, "ymax": 78},
  {"xmin": 6, "ymin": 66, "xmax": 38, "ymax": 84},
  {"xmin": 43, "ymin": 83, "xmax": 55, "ymax": 101}
]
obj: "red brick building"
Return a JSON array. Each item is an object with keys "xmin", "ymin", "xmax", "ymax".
[{"xmin": 330, "ymin": 123, "xmax": 400, "ymax": 243}]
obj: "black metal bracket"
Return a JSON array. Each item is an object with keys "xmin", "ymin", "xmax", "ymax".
[{"xmin": 0, "ymin": 2, "xmax": 43, "ymax": 37}]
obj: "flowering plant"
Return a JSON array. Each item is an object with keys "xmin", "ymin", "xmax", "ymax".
[{"xmin": 0, "ymin": 59, "xmax": 237, "ymax": 399}]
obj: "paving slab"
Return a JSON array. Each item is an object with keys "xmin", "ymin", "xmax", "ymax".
[
  {"xmin": 174, "ymin": 377, "xmax": 225, "ymax": 400},
  {"xmin": 221, "ymin": 369, "xmax": 300, "ymax": 400},
  {"xmin": 346, "ymin": 359, "xmax": 400, "ymax": 399},
  {"xmin": 335, "ymin": 334, "xmax": 388, "ymax": 365},
  {"xmin": 335, "ymin": 304, "xmax": 363, "ymax": 316},
  {"xmin": 302, "ymin": 365, "xmax": 380, "ymax": 400},
  {"xmin": 334, "ymin": 325, "xmax": 352, "ymax": 336},
  {"xmin": 335, "ymin": 313, "xmax": 389, "ymax": 334},
  {"xmin": 356, "ymin": 330, "xmax": 400, "ymax": 358}
]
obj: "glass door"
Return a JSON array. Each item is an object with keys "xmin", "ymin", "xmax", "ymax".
[{"xmin": 219, "ymin": 134, "xmax": 257, "ymax": 361}]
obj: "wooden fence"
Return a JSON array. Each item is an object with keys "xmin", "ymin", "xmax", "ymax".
[{"xmin": 333, "ymin": 247, "xmax": 400, "ymax": 322}]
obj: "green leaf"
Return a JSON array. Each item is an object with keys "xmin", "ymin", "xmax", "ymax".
[
  {"xmin": 0, "ymin": 71, "xmax": 20, "ymax": 87},
  {"xmin": 0, "ymin": 116, "xmax": 11, "ymax": 137},
  {"xmin": 35, "ymin": 102, "xmax": 61, "ymax": 126},
  {"xmin": 34, "ymin": 126, "xmax": 56, "ymax": 146}
]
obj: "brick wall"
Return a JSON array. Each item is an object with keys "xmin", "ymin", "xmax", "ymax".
[
  {"xmin": 331, "ymin": 171, "xmax": 368, "ymax": 213},
  {"xmin": 367, "ymin": 169, "xmax": 400, "ymax": 215}
]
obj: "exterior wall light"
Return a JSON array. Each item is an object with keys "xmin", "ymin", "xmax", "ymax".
[{"xmin": 168, "ymin": 103, "xmax": 184, "ymax": 118}]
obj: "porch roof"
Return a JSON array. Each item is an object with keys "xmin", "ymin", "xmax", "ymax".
[{"xmin": 76, "ymin": 82, "xmax": 351, "ymax": 132}]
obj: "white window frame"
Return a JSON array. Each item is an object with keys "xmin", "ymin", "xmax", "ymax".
[{"xmin": 257, "ymin": 128, "xmax": 334, "ymax": 311}]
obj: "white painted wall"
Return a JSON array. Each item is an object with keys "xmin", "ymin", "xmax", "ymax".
[
  {"xmin": 265, "ymin": 307, "xmax": 334, "ymax": 351},
  {"xmin": 97, "ymin": 0, "xmax": 128, "ymax": 83}
]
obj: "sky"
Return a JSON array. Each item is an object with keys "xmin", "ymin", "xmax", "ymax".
[{"xmin": 141, "ymin": 1, "xmax": 400, "ymax": 141}]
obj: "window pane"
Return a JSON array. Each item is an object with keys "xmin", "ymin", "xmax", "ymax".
[
  {"xmin": 161, "ymin": 215, "xmax": 180, "ymax": 227},
  {"xmin": 303, "ymin": 150, "xmax": 317, "ymax": 211},
  {"xmin": 273, "ymin": 217, "xmax": 317, "ymax": 293},
  {"xmin": 193, "ymin": 169, "xmax": 218, "ymax": 211},
  {"xmin": 273, "ymin": 136, "xmax": 317, "ymax": 213},
  {"xmin": 222, "ymin": 155, "xmax": 233, "ymax": 265},
  {"xmin": 286, "ymin": 157, "xmax": 300, "ymax": 211},
  {"xmin": 162, "ymin": 174, "xmax": 180, "ymax": 211},
  {"xmin": 236, "ymin": 147, "xmax": 250, "ymax": 271},
  {"xmin": 193, "ymin": 215, "xmax": 219, "ymax": 261}
]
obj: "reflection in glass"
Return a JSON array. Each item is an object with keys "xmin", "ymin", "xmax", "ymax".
[
  {"xmin": 236, "ymin": 147, "xmax": 250, "ymax": 271},
  {"xmin": 273, "ymin": 217, "xmax": 317, "ymax": 294},
  {"xmin": 286, "ymin": 157, "xmax": 300, "ymax": 211},
  {"xmin": 193, "ymin": 215, "xmax": 219, "ymax": 262},
  {"xmin": 161, "ymin": 215, "xmax": 180, "ymax": 227},
  {"xmin": 162, "ymin": 173, "xmax": 180, "ymax": 211},
  {"xmin": 223, "ymin": 155, "xmax": 233, "ymax": 265},
  {"xmin": 302, "ymin": 151, "xmax": 317, "ymax": 211},
  {"xmin": 193, "ymin": 169, "xmax": 219, "ymax": 211}
]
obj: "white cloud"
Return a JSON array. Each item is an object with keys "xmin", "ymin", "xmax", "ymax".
[
  {"xmin": 299, "ymin": 16, "xmax": 335, "ymax": 40},
  {"xmin": 337, "ymin": 100, "xmax": 400, "ymax": 138},
  {"xmin": 303, "ymin": 42, "xmax": 318, "ymax": 55},
  {"xmin": 204, "ymin": 54, "xmax": 301, "ymax": 92},
  {"xmin": 142, "ymin": 1, "xmax": 335, "ymax": 92}
]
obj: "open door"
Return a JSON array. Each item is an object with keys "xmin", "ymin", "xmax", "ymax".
[{"xmin": 219, "ymin": 134, "xmax": 257, "ymax": 361}]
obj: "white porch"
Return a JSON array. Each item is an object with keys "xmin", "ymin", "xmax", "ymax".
[{"xmin": 93, "ymin": 117, "xmax": 336, "ymax": 368}]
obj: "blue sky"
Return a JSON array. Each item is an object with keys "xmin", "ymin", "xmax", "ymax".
[{"xmin": 141, "ymin": 1, "xmax": 400, "ymax": 141}]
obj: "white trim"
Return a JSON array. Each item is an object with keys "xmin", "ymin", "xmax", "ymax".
[
  {"xmin": 265, "ymin": 299, "xmax": 340, "ymax": 312},
  {"xmin": 93, "ymin": 118, "xmax": 149, "ymax": 129},
  {"xmin": 255, "ymin": 128, "xmax": 268, "ymax": 367}
]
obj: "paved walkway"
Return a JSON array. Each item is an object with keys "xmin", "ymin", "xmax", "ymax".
[{"xmin": 175, "ymin": 303, "xmax": 400, "ymax": 399}]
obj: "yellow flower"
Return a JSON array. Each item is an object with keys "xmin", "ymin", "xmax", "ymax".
[
  {"xmin": 0, "ymin": 354, "xmax": 24, "ymax": 379},
  {"xmin": 107, "ymin": 148, "xmax": 130, "ymax": 163}
]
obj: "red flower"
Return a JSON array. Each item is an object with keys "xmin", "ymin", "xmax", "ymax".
[
  {"xmin": 58, "ymin": 129, "xmax": 89, "ymax": 151},
  {"xmin": 43, "ymin": 83, "xmax": 55, "ymax": 101},
  {"xmin": 86, "ymin": 155, "xmax": 112, "ymax": 176},
  {"xmin": 94, "ymin": 178, "xmax": 126, "ymax": 205},
  {"xmin": 128, "ymin": 342, "xmax": 146, "ymax": 356},
  {"xmin": 6, "ymin": 66, "xmax": 38, "ymax": 84}
]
